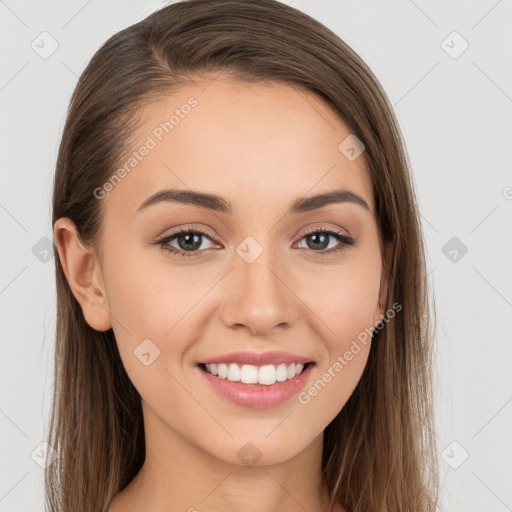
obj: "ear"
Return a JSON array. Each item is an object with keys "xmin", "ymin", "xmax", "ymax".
[
  {"xmin": 372, "ymin": 240, "xmax": 393, "ymax": 328},
  {"xmin": 53, "ymin": 217, "xmax": 112, "ymax": 332}
]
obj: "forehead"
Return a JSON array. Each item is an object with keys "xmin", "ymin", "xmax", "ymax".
[{"xmin": 104, "ymin": 76, "xmax": 374, "ymax": 218}]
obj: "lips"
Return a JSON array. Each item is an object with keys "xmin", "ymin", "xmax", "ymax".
[
  {"xmin": 197, "ymin": 350, "xmax": 314, "ymax": 367},
  {"xmin": 197, "ymin": 360, "xmax": 315, "ymax": 408}
]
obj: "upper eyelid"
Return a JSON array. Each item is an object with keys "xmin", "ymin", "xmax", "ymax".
[{"xmin": 299, "ymin": 225, "xmax": 348, "ymax": 237}]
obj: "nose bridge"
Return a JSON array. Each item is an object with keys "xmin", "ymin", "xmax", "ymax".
[{"xmin": 220, "ymin": 235, "xmax": 298, "ymax": 335}]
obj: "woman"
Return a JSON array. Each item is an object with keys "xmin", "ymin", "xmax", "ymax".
[{"xmin": 48, "ymin": 0, "xmax": 438, "ymax": 510}]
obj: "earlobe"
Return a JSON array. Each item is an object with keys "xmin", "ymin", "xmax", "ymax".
[{"xmin": 53, "ymin": 218, "xmax": 112, "ymax": 332}]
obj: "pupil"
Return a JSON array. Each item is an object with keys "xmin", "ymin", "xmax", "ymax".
[
  {"xmin": 178, "ymin": 233, "xmax": 201, "ymax": 251},
  {"xmin": 308, "ymin": 233, "xmax": 328, "ymax": 250}
]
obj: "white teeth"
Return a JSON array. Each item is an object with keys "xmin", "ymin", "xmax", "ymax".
[
  {"xmin": 276, "ymin": 364, "xmax": 288, "ymax": 382},
  {"xmin": 240, "ymin": 364, "xmax": 259, "ymax": 384},
  {"xmin": 217, "ymin": 363, "xmax": 228, "ymax": 379},
  {"xmin": 258, "ymin": 364, "xmax": 276, "ymax": 385},
  {"xmin": 203, "ymin": 362, "xmax": 308, "ymax": 384},
  {"xmin": 227, "ymin": 363, "xmax": 240, "ymax": 381}
]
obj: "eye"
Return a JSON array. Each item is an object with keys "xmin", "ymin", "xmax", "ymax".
[
  {"xmin": 294, "ymin": 228, "xmax": 355, "ymax": 256},
  {"xmin": 155, "ymin": 228, "xmax": 217, "ymax": 258},
  {"xmin": 153, "ymin": 226, "xmax": 355, "ymax": 258}
]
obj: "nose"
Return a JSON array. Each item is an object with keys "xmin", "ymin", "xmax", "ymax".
[{"xmin": 220, "ymin": 246, "xmax": 299, "ymax": 337}]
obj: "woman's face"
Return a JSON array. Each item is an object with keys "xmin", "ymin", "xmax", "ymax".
[{"xmin": 93, "ymin": 76, "xmax": 387, "ymax": 465}]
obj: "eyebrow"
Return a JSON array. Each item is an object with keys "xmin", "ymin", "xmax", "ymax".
[{"xmin": 136, "ymin": 188, "xmax": 370, "ymax": 215}]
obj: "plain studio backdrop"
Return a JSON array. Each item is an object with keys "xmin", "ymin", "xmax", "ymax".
[{"xmin": 1, "ymin": 1, "xmax": 511, "ymax": 510}]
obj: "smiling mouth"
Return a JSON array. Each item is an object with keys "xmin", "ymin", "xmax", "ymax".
[{"xmin": 198, "ymin": 361, "xmax": 314, "ymax": 386}]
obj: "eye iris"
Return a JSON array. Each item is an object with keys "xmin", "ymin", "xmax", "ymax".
[
  {"xmin": 177, "ymin": 233, "xmax": 202, "ymax": 251},
  {"xmin": 307, "ymin": 233, "xmax": 329, "ymax": 250}
]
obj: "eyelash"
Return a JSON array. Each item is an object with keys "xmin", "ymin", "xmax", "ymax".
[{"xmin": 154, "ymin": 226, "xmax": 355, "ymax": 259}]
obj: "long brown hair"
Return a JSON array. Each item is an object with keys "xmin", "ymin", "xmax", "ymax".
[{"xmin": 48, "ymin": 0, "xmax": 438, "ymax": 510}]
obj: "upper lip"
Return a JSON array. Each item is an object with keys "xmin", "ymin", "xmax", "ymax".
[{"xmin": 198, "ymin": 351, "xmax": 314, "ymax": 366}]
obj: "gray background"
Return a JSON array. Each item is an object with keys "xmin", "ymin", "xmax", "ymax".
[{"xmin": 1, "ymin": 0, "xmax": 511, "ymax": 510}]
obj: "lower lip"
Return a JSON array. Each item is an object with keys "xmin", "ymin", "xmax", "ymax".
[{"xmin": 197, "ymin": 363, "xmax": 315, "ymax": 408}]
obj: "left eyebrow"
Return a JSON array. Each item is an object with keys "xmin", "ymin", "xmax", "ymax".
[
  {"xmin": 136, "ymin": 188, "xmax": 371, "ymax": 215},
  {"xmin": 289, "ymin": 189, "xmax": 370, "ymax": 214}
]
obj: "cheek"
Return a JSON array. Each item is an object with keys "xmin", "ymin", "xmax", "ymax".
[
  {"xmin": 297, "ymin": 255, "xmax": 380, "ymax": 410},
  {"xmin": 101, "ymin": 250, "xmax": 198, "ymax": 410},
  {"xmin": 307, "ymin": 256, "xmax": 381, "ymax": 344},
  {"xmin": 101, "ymin": 244, "xmax": 217, "ymax": 385},
  {"xmin": 295, "ymin": 276, "xmax": 377, "ymax": 422},
  {"xmin": 102, "ymin": 244, "xmax": 186, "ymax": 338},
  {"xmin": 98, "ymin": 249, "xmax": 178, "ymax": 398}
]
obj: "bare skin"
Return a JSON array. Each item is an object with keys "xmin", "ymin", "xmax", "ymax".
[{"xmin": 54, "ymin": 75, "xmax": 390, "ymax": 512}]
